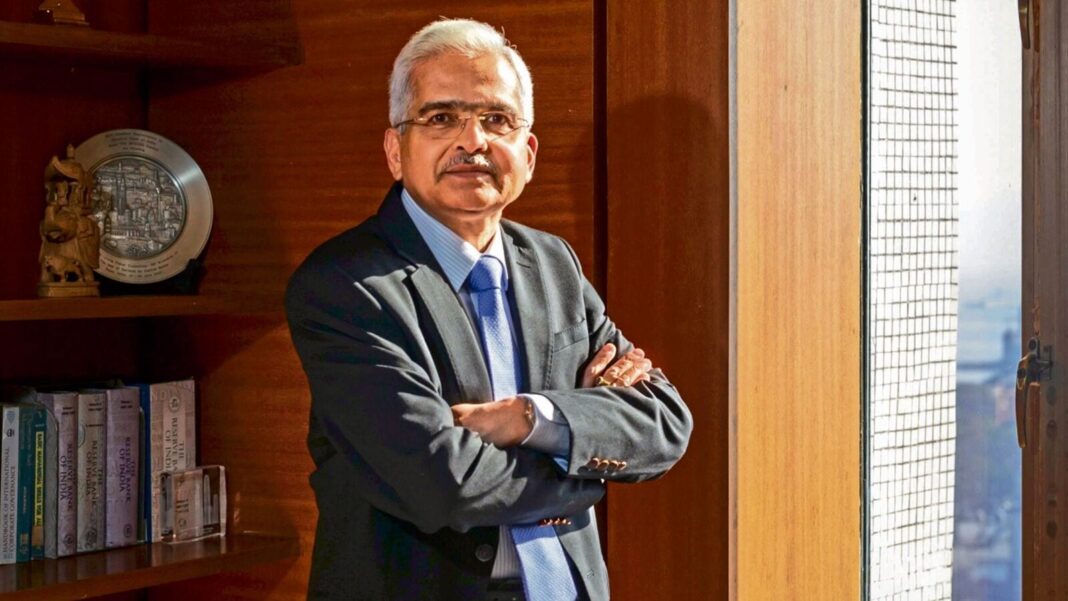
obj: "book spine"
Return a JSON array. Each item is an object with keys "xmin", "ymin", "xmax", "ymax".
[
  {"xmin": 29, "ymin": 407, "xmax": 46, "ymax": 560},
  {"xmin": 16, "ymin": 407, "xmax": 35, "ymax": 562},
  {"xmin": 49, "ymin": 393, "xmax": 78, "ymax": 558},
  {"xmin": 149, "ymin": 379, "xmax": 195, "ymax": 543},
  {"xmin": 0, "ymin": 406, "xmax": 19, "ymax": 564},
  {"xmin": 77, "ymin": 392, "xmax": 106, "ymax": 553},
  {"xmin": 185, "ymin": 379, "xmax": 197, "ymax": 467},
  {"xmin": 37, "ymin": 392, "xmax": 58, "ymax": 559},
  {"xmin": 137, "ymin": 384, "xmax": 151, "ymax": 544},
  {"xmin": 105, "ymin": 387, "xmax": 140, "ymax": 548}
]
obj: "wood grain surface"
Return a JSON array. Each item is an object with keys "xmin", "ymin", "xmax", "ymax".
[
  {"xmin": 604, "ymin": 2, "xmax": 730, "ymax": 600},
  {"xmin": 0, "ymin": 1, "xmax": 145, "ymax": 301},
  {"xmin": 1023, "ymin": 1, "xmax": 1068, "ymax": 598},
  {"xmin": 733, "ymin": 2, "xmax": 862, "ymax": 600},
  {"xmin": 144, "ymin": 2, "xmax": 596, "ymax": 599}
]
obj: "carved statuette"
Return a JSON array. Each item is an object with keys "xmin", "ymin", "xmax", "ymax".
[
  {"xmin": 35, "ymin": 1, "xmax": 89, "ymax": 27},
  {"xmin": 38, "ymin": 144, "xmax": 101, "ymax": 298}
]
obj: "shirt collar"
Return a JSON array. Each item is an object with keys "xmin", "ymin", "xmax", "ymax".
[{"xmin": 400, "ymin": 187, "xmax": 508, "ymax": 292}]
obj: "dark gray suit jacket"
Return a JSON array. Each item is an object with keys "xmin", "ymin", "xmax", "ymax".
[{"xmin": 285, "ymin": 183, "xmax": 692, "ymax": 600}]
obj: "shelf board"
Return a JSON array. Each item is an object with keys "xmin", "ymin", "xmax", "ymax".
[
  {"xmin": 0, "ymin": 295, "xmax": 277, "ymax": 322},
  {"xmin": 0, "ymin": 21, "xmax": 301, "ymax": 69},
  {"xmin": 0, "ymin": 533, "xmax": 300, "ymax": 600}
]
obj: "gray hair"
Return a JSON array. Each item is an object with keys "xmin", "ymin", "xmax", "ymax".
[{"xmin": 389, "ymin": 19, "xmax": 534, "ymax": 127}]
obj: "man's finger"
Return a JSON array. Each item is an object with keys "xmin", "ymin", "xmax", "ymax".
[
  {"xmin": 581, "ymin": 343, "xmax": 617, "ymax": 387},
  {"xmin": 602, "ymin": 359, "xmax": 633, "ymax": 384},
  {"xmin": 589, "ymin": 343, "xmax": 616, "ymax": 373},
  {"xmin": 616, "ymin": 359, "xmax": 653, "ymax": 386}
]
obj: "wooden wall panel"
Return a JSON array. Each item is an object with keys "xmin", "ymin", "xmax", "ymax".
[
  {"xmin": 603, "ymin": 2, "xmax": 730, "ymax": 600},
  {"xmin": 0, "ymin": 2, "xmax": 146, "ymax": 457},
  {"xmin": 733, "ymin": 2, "xmax": 862, "ymax": 600},
  {"xmin": 144, "ymin": 2, "xmax": 595, "ymax": 599},
  {"xmin": 0, "ymin": 1, "xmax": 145, "ymax": 300}
]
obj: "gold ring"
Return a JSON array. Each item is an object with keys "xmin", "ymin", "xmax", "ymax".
[{"xmin": 595, "ymin": 376, "xmax": 613, "ymax": 387}]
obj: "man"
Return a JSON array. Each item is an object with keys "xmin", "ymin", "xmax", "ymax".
[{"xmin": 286, "ymin": 18, "xmax": 692, "ymax": 601}]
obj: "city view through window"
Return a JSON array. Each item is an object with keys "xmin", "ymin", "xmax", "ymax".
[{"xmin": 867, "ymin": 2, "xmax": 1020, "ymax": 600}]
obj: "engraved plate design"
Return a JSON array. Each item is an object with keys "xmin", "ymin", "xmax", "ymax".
[{"xmin": 75, "ymin": 130, "xmax": 212, "ymax": 284}]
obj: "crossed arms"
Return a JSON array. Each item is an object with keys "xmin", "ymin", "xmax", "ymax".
[{"xmin": 286, "ymin": 260, "xmax": 692, "ymax": 535}]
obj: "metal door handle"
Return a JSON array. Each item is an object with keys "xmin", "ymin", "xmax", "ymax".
[{"xmin": 1016, "ymin": 336, "xmax": 1052, "ymax": 448}]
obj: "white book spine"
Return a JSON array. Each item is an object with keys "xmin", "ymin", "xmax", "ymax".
[
  {"xmin": 149, "ymin": 379, "xmax": 195, "ymax": 543},
  {"xmin": 76, "ymin": 392, "xmax": 106, "ymax": 553},
  {"xmin": 0, "ymin": 406, "xmax": 19, "ymax": 564},
  {"xmin": 53, "ymin": 394, "xmax": 78, "ymax": 557},
  {"xmin": 105, "ymin": 387, "xmax": 140, "ymax": 548}
]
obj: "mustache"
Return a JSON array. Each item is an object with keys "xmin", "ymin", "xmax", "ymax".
[{"xmin": 438, "ymin": 153, "xmax": 498, "ymax": 179}]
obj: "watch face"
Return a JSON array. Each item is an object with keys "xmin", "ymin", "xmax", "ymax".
[{"xmin": 76, "ymin": 129, "xmax": 212, "ymax": 284}]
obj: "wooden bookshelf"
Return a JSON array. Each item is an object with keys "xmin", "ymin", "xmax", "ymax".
[
  {"xmin": 0, "ymin": 20, "xmax": 301, "ymax": 69},
  {"xmin": 0, "ymin": 534, "xmax": 300, "ymax": 600},
  {"xmin": 0, "ymin": 9, "xmax": 305, "ymax": 597},
  {"xmin": 0, "ymin": 295, "xmax": 278, "ymax": 322}
]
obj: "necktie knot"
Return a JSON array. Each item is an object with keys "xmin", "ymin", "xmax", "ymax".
[{"xmin": 468, "ymin": 256, "xmax": 506, "ymax": 292}]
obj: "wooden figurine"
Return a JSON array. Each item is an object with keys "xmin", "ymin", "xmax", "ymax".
[
  {"xmin": 38, "ymin": 144, "xmax": 101, "ymax": 298},
  {"xmin": 35, "ymin": 1, "xmax": 89, "ymax": 27}
]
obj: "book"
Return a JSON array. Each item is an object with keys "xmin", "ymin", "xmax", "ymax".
[
  {"xmin": 32, "ymin": 391, "xmax": 78, "ymax": 558},
  {"xmin": 139, "ymin": 379, "xmax": 196, "ymax": 543},
  {"xmin": 0, "ymin": 404, "xmax": 43, "ymax": 563},
  {"xmin": 76, "ymin": 390, "xmax": 106, "ymax": 554},
  {"xmin": 0, "ymin": 405, "xmax": 20, "ymax": 564},
  {"xmin": 104, "ymin": 387, "xmax": 140, "ymax": 548},
  {"xmin": 27, "ymin": 405, "xmax": 46, "ymax": 560}
]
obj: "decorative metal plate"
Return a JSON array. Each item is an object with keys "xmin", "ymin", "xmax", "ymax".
[{"xmin": 75, "ymin": 129, "xmax": 212, "ymax": 284}]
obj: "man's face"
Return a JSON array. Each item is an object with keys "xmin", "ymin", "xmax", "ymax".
[{"xmin": 384, "ymin": 52, "xmax": 538, "ymax": 230}]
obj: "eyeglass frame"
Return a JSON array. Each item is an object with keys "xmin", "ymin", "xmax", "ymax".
[{"xmin": 392, "ymin": 109, "xmax": 532, "ymax": 141}]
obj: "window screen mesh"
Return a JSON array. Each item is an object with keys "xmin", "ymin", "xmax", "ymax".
[{"xmin": 868, "ymin": 1, "xmax": 959, "ymax": 599}]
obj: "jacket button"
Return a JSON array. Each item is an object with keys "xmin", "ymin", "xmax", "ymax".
[{"xmin": 475, "ymin": 544, "xmax": 495, "ymax": 562}]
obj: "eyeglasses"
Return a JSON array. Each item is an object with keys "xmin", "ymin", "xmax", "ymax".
[{"xmin": 393, "ymin": 110, "xmax": 530, "ymax": 141}]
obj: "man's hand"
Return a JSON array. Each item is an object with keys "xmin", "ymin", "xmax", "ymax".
[
  {"xmin": 452, "ymin": 344, "xmax": 655, "ymax": 448},
  {"xmin": 451, "ymin": 396, "xmax": 532, "ymax": 448},
  {"xmin": 581, "ymin": 343, "xmax": 653, "ymax": 388}
]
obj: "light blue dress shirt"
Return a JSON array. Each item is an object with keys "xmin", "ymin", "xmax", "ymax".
[
  {"xmin": 400, "ymin": 188, "xmax": 571, "ymax": 455},
  {"xmin": 400, "ymin": 188, "xmax": 572, "ymax": 579}
]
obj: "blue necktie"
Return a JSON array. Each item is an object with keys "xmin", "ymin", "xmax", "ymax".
[{"xmin": 468, "ymin": 256, "xmax": 579, "ymax": 601}]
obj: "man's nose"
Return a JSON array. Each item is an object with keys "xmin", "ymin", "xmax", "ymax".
[{"xmin": 454, "ymin": 116, "xmax": 490, "ymax": 153}]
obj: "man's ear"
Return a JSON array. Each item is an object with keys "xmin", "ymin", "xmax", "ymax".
[
  {"xmin": 524, "ymin": 132, "xmax": 538, "ymax": 183},
  {"xmin": 384, "ymin": 128, "xmax": 403, "ymax": 180}
]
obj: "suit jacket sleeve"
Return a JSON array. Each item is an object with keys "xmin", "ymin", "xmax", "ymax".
[
  {"xmin": 286, "ymin": 260, "xmax": 605, "ymax": 534},
  {"xmin": 537, "ymin": 241, "xmax": 694, "ymax": 484}
]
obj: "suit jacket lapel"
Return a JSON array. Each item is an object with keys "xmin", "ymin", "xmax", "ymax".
[
  {"xmin": 503, "ymin": 227, "xmax": 550, "ymax": 393},
  {"xmin": 376, "ymin": 183, "xmax": 493, "ymax": 403}
]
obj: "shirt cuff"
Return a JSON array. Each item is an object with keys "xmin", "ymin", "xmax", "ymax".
[{"xmin": 519, "ymin": 394, "xmax": 571, "ymax": 460}]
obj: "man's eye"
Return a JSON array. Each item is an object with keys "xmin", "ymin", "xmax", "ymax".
[
  {"xmin": 482, "ymin": 113, "xmax": 510, "ymax": 126},
  {"xmin": 426, "ymin": 113, "xmax": 458, "ymax": 126}
]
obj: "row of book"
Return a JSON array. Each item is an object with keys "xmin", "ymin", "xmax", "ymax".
[{"xmin": 0, "ymin": 379, "xmax": 196, "ymax": 563}]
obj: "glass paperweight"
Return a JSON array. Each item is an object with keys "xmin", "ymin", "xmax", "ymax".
[{"xmin": 160, "ymin": 465, "xmax": 227, "ymax": 543}]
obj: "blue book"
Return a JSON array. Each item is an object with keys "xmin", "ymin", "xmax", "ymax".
[
  {"xmin": 27, "ymin": 406, "xmax": 46, "ymax": 560},
  {"xmin": 0, "ymin": 404, "xmax": 44, "ymax": 563}
]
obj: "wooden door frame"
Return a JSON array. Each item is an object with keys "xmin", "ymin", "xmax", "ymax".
[
  {"xmin": 1022, "ymin": 1, "xmax": 1068, "ymax": 598},
  {"xmin": 732, "ymin": 2, "xmax": 863, "ymax": 600}
]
